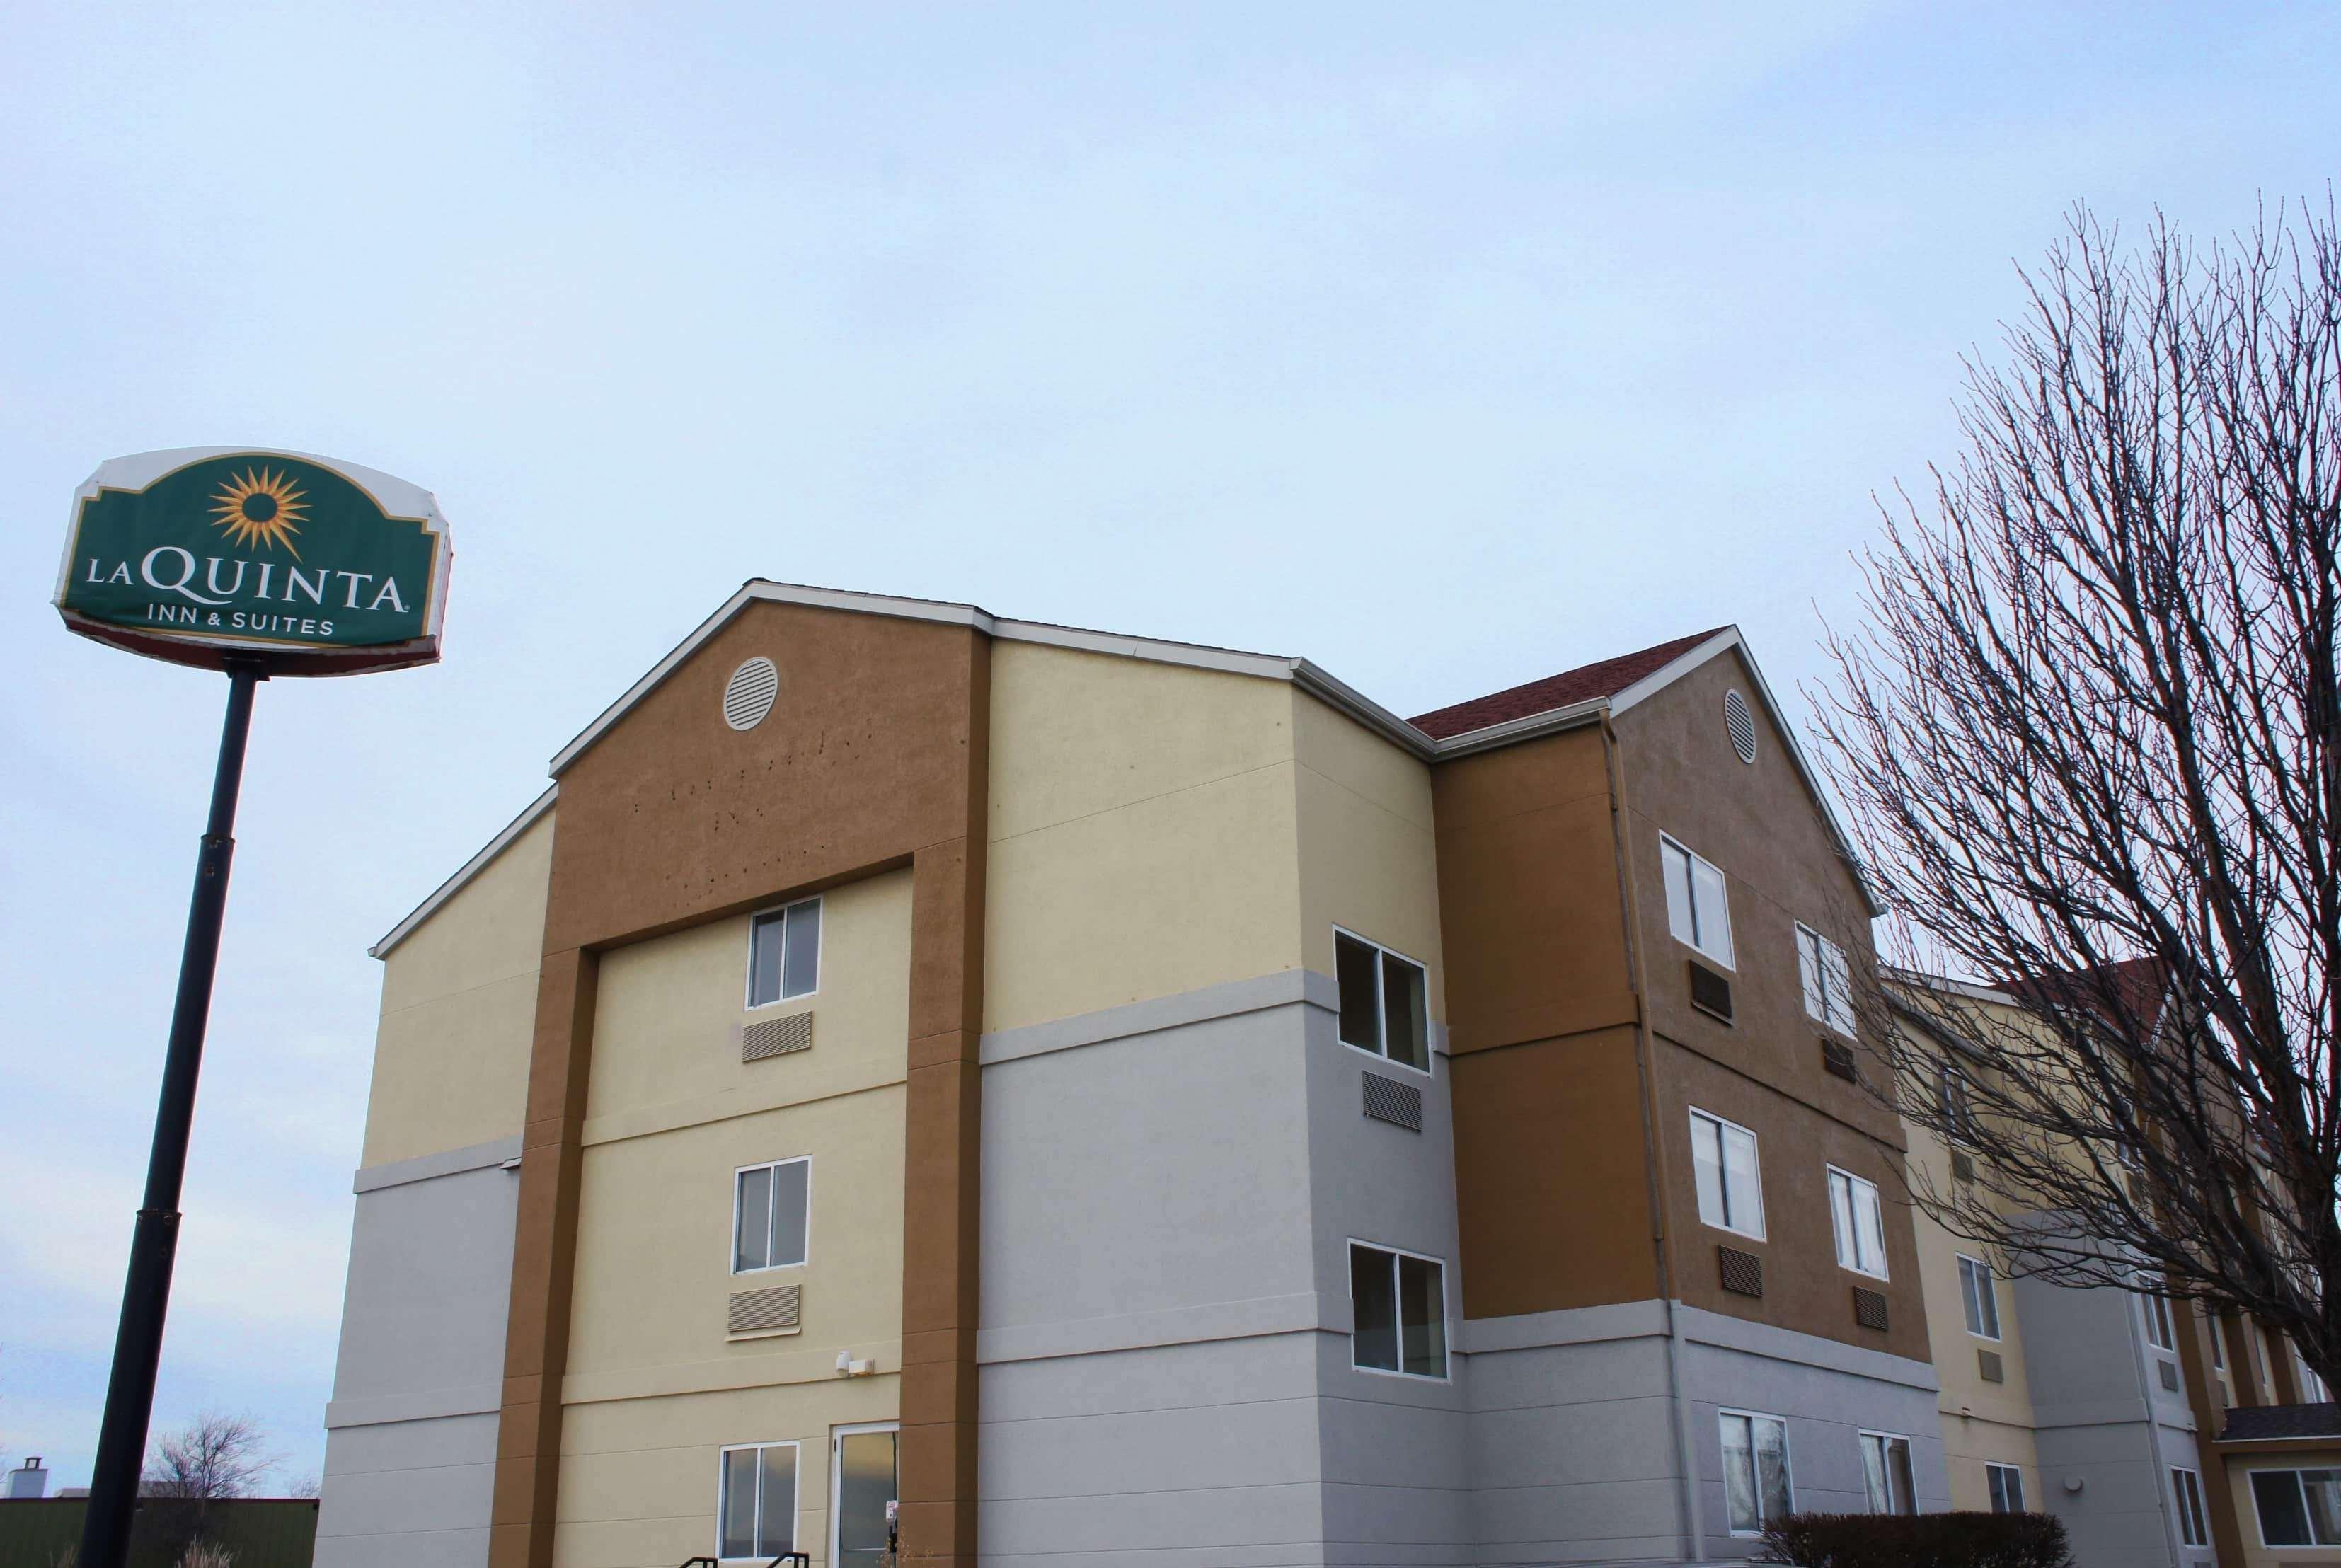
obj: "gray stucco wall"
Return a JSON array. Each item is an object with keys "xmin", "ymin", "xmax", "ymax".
[
  {"xmin": 314, "ymin": 1136, "xmax": 519, "ymax": 1568},
  {"xmin": 2013, "ymin": 1272, "xmax": 2206, "ymax": 1568}
]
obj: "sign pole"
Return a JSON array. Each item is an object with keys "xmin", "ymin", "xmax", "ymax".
[{"xmin": 78, "ymin": 658, "xmax": 264, "ymax": 1568}]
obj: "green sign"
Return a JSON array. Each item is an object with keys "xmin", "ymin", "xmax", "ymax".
[{"xmin": 55, "ymin": 447, "xmax": 452, "ymax": 675}]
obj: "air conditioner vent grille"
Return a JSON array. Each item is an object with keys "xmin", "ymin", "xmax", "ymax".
[{"xmin": 1362, "ymin": 1072, "xmax": 1424, "ymax": 1131}]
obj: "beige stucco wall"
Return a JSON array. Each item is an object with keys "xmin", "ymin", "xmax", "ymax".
[
  {"xmin": 983, "ymin": 641, "xmax": 1306, "ymax": 1033},
  {"xmin": 558, "ymin": 867, "xmax": 912, "ymax": 1568},
  {"xmin": 363, "ymin": 809, "xmax": 554, "ymax": 1168},
  {"xmin": 1905, "ymin": 1115, "xmax": 2044, "ymax": 1509},
  {"xmin": 1294, "ymin": 691, "xmax": 1445, "ymax": 1020}
]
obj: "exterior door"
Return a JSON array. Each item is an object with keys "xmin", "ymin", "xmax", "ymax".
[{"xmin": 832, "ymin": 1423, "xmax": 899, "ymax": 1568}]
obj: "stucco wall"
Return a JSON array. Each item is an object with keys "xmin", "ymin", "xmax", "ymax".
[
  {"xmin": 364, "ymin": 810, "xmax": 553, "ymax": 1168},
  {"xmin": 982, "ymin": 640, "xmax": 1304, "ymax": 1034},
  {"xmin": 556, "ymin": 867, "xmax": 911, "ymax": 1567}
]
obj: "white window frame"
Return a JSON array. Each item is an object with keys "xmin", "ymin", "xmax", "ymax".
[
  {"xmin": 746, "ymin": 894, "xmax": 824, "ymax": 1009},
  {"xmin": 715, "ymin": 1439, "xmax": 800, "ymax": 1564},
  {"xmin": 2172, "ymin": 1465, "xmax": 2209, "ymax": 1548},
  {"xmin": 829, "ymin": 1419, "xmax": 899, "ymax": 1568},
  {"xmin": 1718, "ymin": 1407, "xmax": 1794, "ymax": 1538},
  {"xmin": 1986, "ymin": 1462, "xmax": 2026, "ymax": 1514},
  {"xmin": 2139, "ymin": 1275, "xmax": 2177, "ymax": 1352},
  {"xmin": 1332, "ymin": 925, "xmax": 1434, "ymax": 1077},
  {"xmin": 1940, "ymin": 1062, "xmax": 1978, "ymax": 1144},
  {"xmin": 1958, "ymin": 1254, "xmax": 2002, "ymax": 1341},
  {"xmin": 1660, "ymin": 834, "xmax": 1735, "ymax": 969},
  {"xmin": 2248, "ymin": 1465, "xmax": 2341, "ymax": 1548},
  {"xmin": 1690, "ymin": 1108, "xmax": 1766, "ymax": 1240},
  {"xmin": 1346, "ymin": 1238, "xmax": 1451, "ymax": 1383},
  {"xmin": 2294, "ymin": 1342, "xmax": 2333, "ymax": 1403},
  {"xmin": 1858, "ymin": 1429, "xmax": 1917, "ymax": 1516},
  {"xmin": 730, "ymin": 1156, "xmax": 812, "ymax": 1275},
  {"xmin": 1827, "ymin": 1165, "xmax": 1890, "ymax": 1279},
  {"xmin": 1796, "ymin": 922, "xmax": 1856, "ymax": 1037}
]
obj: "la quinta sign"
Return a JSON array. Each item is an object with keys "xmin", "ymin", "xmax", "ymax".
[
  {"xmin": 62, "ymin": 445, "xmax": 456, "ymax": 1568},
  {"xmin": 54, "ymin": 446, "xmax": 452, "ymax": 674}
]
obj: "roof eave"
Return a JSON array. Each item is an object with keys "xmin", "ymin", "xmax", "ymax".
[{"xmin": 369, "ymin": 785, "xmax": 557, "ymax": 959}]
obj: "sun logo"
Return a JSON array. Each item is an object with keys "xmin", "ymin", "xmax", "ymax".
[{"xmin": 209, "ymin": 467, "xmax": 309, "ymax": 559}]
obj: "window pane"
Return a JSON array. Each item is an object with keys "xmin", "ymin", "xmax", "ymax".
[
  {"xmin": 1979, "ymin": 1267, "xmax": 2000, "ymax": 1337},
  {"xmin": 781, "ymin": 899, "xmax": 820, "ymax": 998},
  {"xmin": 1799, "ymin": 930, "xmax": 1826, "ymax": 1024},
  {"xmin": 2256, "ymin": 1470, "xmax": 2312, "ymax": 1546},
  {"xmin": 735, "ymin": 1166, "xmax": 773, "ymax": 1272},
  {"xmin": 1398, "ymin": 1254, "xmax": 1446, "ymax": 1378},
  {"xmin": 1960, "ymin": 1259, "xmax": 1984, "ymax": 1335},
  {"xmin": 2306, "ymin": 1470, "xmax": 2341, "ymax": 1546},
  {"xmin": 1888, "ymin": 1439, "xmax": 1915, "ymax": 1516},
  {"xmin": 1382, "ymin": 952, "xmax": 1429, "ymax": 1071},
  {"xmin": 1691, "ymin": 855, "xmax": 1734, "ymax": 965},
  {"xmin": 1989, "ymin": 1464, "xmax": 2023, "ymax": 1514},
  {"xmin": 1350, "ymin": 1244, "xmax": 1398, "ymax": 1372},
  {"xmin": 720, "ymin": 1450, "xmax": 759, "ymax": 1559},
  {"xmin": 1829, "ymin": 1172, "xmax": 1855, "ymax": 1268},
  {"xmin": 1854, "ymin": 1180, "xmax": 1887, "ymax": 1276},
  {"xmin": 1692, "ymin": 1115, "xmax": 1726, "ymax": 1229},
  {"xmin": 1664, "ymin": 843, "xmax": 1698, "ymax": 950},
  {"xmin": 1754, "ymin": 1417, "xmax": 1792, "ymax": 1524},
  {"xmin": 749, "ymin": 912, "xmax": 787, "ymax": 1007},
  {"xmin": 1720, "ymin": 1415, "xmax": 1758, "ymax": 1534},
  {"xmin": 1860, "ymin": 1435, "xmax": 1890, "ymax": 1514},
  {"xmin": 768, "ymin": 1160, "xmax": 809, "ymax": 1267},
  {"xmin": 2174, "ymin": 1470, "xmax": 2206, "ymax": 1547},
  {"xmin": 1336, "ymin": 933, "xmax": 1383, "ymax": 1054},
  {"xmin": 1722, "ymin": 1125, "xmax": 1762, "ymax": 1236},
  {"xmin": 1824, "ymin": 941, "xmax": 1856, "ymax": 1035},
  {"xmin": 836, "ymin": 1431, "xmax": 899, "ymax": 1567},
  {"xmin": 757, "ymin": 1444, "xmax": 797, "ymax": 1555}
]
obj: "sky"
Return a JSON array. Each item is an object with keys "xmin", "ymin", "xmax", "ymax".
[{"xmin": 1, "ymin": 0, "xmax": 2333, "ymax": 1494}]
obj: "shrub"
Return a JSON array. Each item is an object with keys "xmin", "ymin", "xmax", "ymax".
[{"xmin": 1759, "ymin": 1511, "xmax": 2072, "ymax": 1568}]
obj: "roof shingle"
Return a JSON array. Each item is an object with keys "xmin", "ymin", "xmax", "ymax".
[{"xmin": 1408, "ymin": 628, "xmax": 1727, "ymax": 741}]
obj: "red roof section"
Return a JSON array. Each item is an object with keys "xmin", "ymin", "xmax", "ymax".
[
  {"xmin": 2003, "ymin": 956, "xmax": 2170, "ymax": 1035},
  {"xmin": 1408, "ymin": 628, "xmax": 1729, "ymax": 741}
]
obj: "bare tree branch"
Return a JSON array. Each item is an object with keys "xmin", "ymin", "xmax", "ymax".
[{"xmin": 1810, "ymin": 195, "xmax": 2341, "ymax": 1392}]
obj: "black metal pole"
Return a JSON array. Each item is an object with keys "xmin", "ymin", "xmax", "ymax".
[{"xmin": 78, "ymin": 660, "xmax": 263, "ymax": 1568}]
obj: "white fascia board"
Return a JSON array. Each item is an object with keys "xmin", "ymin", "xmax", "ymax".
[
  {"xmin": 545, "ymin": 580, "xmax": 1440, "ymax": 776},
  {"xmin": 1425, "ymin": 696, "xmax": 1611, "ymax": 759},
  {"xmin": 370, "ymin": 785, "xmax": 556, "ymax": 959},
  {"xmin": 1887, "ymin": 967, "xmax": 2018, "ymax": 1008}
]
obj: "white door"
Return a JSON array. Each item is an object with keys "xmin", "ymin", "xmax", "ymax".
[{"xmin": 831, "ymin": 1422, "xmax": 899, "ymax": 1568}]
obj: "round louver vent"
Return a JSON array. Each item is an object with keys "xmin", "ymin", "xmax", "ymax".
[
  {"xmin": 723, "ymin": 657, "xmax": 779, "ymax": 732},
  {"xmin": 1724, "ymin": 689, "xmax": 1756, "ymax": 763}
]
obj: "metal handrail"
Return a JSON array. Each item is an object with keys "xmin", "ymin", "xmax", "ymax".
[{"xmin": 678, "ymin": 1556, "xmax": 810, "ymax": 1567}]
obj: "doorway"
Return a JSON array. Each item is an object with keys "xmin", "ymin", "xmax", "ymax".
[{"xmin": 831, "ymin": 1422, "xmax": 899, "ymax": 1568}]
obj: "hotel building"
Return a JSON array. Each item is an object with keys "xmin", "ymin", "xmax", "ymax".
[{"xmin": 314, "ymin": 582, "xmax": 1951, "ymax": 1568}]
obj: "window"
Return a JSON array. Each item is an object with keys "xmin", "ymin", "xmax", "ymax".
[
  {"xmin": 718, "ymin": 1442, "xmax": 798, "ymax": 1561},
  {"xmin": 733, "ymin": 1159, "xmax": 810, "ymax": 1273},
  {"xmin": 1691, "ymin": 1109, "xmax": 1765, "ymax": 1239},
  {"xmin": 1796, "ymin": 923, "xmax": 1856, "ymax": 1036},
  {"xmin": 1661, "ymin": 835, "xmax": 1735, "ymax": 967},
  {"xmin": 2251, "ymin": 1468, "xmax": 2341, "ymax": 1547},
  {"xmin": 1958, "ymin": 1255, "xmax": 2002, "ymax": 1340},
  {"xmin": 1350, "ymin": 1242, "xmax": 1446, "ymax": 1379},
  {"xmin": 1827, "ymin": 1167, "xmax": 1888, "ymax": 1278},
  {"xmin": 1940, "ymin": 1064, "xmax": 1978, "ymax": 1143},
  {"xmin": 2210, "ymin": 1315, "xmax": 2226, "ymax": 1370},
  {"xmin": 748, "ymin": 897, "xmax": 822, "ymax": 1007},
  {"xmin": 2294, "ymin": 1342, "xmax": 2333, "ymax": 1403},
  {"xmin": 1335, "ymin": 929, "xmax": 1430, "ymax": 1072},
  {"xmin": 2172, "ymin": 1466, "xmax": 2209, "ymax": 1548},
  {"xmin": 1859, "ymin": 1431, "xmax": 1916, "ymax": 1515},
  {"xmin": 2139, "ymin": 1277, "xmax": 2176, "ymax": 1352},
  {"xmin": 1986, "ymin": 1463, "xmax": 2026, "ymax": 1514},
  {"xmin": 1720, "ymin": 1410, "xmax": 1793, "ymax": 1535}
]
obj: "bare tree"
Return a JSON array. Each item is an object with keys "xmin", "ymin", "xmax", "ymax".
[
  {"xmin": 142, "ymin": 1413, "xmax": 275, "ymax": 1501},
  {"xmin": 1813, "ymin": 197, "xmax": 2341, "ymax": 1391}
]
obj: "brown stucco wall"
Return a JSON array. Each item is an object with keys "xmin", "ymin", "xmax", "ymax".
[
  {"xmin": 490, "ymin": 599, "xmax": 988, "ymax": 1568},
  {"xmin": 1432, "ymin": 725, "xmax": 1663, "ymax": 1320},
  {"xmin": 1616, "ymin": 648, "xmax": 1927, "ymax": 1359}
]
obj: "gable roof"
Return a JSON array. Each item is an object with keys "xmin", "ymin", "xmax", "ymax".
[
  {"xmin": 2224, "ymin": 1402, "xmax": 2341, "ymax": 1442},
  {"xmin": 1410, "ymin": 629, "xmax": 1727, "ymax": 739},
  {"xmin": 2001, "ymin": 956, "xmax": 2173, "ymax": 1038},
  {"xmin": 375, "ymin": 588, "xmax": 1876, "ymax": 956}
]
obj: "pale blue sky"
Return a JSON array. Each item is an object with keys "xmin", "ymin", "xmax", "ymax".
[{"xmin": 1, "ymin": 1, "xmax": 2332, "ymax": 1490}]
